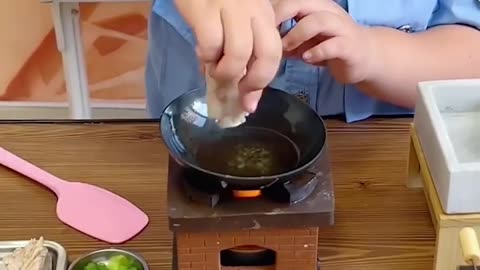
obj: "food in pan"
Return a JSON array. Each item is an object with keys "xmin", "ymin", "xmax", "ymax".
[
  {"xmin": 83, "ymin": 255, "xmax": 142, "ymax": 270},
  {"xmin": 3, "ymin": 237, "xmax": 52, "ymax": 270},
  {"xmin": 196, "ymin": 127, "xmax": 300, "ymax": 177}
]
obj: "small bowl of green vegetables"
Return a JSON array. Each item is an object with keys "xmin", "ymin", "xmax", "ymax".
[{"xmin": 68, "ymin": 248, "xmax": 148, "ymax": 270}]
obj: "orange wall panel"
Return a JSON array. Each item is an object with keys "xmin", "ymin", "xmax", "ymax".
[{"xmin": 0, "ymin": 1, "xmax": 150, "ymax": 103}]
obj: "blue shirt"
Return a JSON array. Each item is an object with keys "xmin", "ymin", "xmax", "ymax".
[{"xmin": 146, "ymin": 0, "xmax": 480, "ymax": 122}]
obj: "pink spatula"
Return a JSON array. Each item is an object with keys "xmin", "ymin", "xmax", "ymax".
[{"xmin": 0, "ymin": 147, "xmax": 149, "ymax": 244}]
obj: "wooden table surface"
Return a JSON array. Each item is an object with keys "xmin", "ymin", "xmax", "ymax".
[{"xmin": 0, "ymin": 118, "xmax": 435, "ymax": 270}]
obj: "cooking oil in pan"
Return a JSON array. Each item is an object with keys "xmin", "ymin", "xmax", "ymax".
[{"xmin": 196, "ymin": 127, "xmax": 300, "ymax": 177}]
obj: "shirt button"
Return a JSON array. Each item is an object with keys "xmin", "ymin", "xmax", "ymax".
[
  {"xmin": 397, "ymin": 24, "xmax": 414, "ymax": 33},
  {"xmin": 294, "ymin": 91, "xmax": 310, "ymax": 104}
]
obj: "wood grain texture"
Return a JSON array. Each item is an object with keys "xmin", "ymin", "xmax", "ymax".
[{"xmin": 0, "ymin": 118, "xmax": 435, "ymax": 270}]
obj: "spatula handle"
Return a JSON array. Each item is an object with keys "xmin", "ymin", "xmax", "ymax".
[{"xmin": 0, "ymin": 147, "xmax": 65, "ymax": 195}]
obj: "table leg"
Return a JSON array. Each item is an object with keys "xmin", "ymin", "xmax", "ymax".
[
  {"xmin": 51, "ymin": 1, "xmax": 91, "ymax": 119},
  {"xmin": 407, "ymin": 135, "xmax": 424, "ymax": 189}
]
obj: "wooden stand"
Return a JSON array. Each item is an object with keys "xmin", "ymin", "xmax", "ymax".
[{"xmin": 408, "ymin": 123, "xmax": 480, "ymax": 270}]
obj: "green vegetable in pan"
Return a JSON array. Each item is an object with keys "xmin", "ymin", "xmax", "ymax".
[
  {"xmin": 83, "ymin": 255, "xmax": 142, "ymax": 270},
  {"xmin": 84, "ymin": 262, "xmax": 108, "ymax": 270}
]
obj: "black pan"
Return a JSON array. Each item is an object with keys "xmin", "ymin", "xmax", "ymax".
[{"xmin": 159, "ymin": 87, "xmax": 327, "ymax": 189}]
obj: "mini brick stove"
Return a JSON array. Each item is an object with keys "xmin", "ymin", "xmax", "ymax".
[{"xmin": 167, "ymin": 151, "xmax": 335, "ymax": 270}]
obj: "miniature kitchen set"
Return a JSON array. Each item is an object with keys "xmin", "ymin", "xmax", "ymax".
[
  {"xmin": 160, "ymin": 88, "xmax": 335, "ymax": 270},
  {"xmin": 0, "ymin": 23, "xmax": 478, "ymax": 268}
]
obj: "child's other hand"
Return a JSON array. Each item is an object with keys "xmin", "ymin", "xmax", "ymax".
[
  {"xmin": 273, "ymin": 0, "xmax": 375, "ymax": 84},
  {"xmin": 174, "ymin": 0, "xmax": 283, "ymax": 112}
]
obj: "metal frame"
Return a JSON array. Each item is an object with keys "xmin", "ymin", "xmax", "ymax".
[{"xmin": 40, "ymin": 0, "xmax": 150, "ymax": 119}]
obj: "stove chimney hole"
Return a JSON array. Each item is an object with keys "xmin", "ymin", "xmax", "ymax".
[{"xmin": 220, "ymin": 245, "xmax": 276, "ymax": 267}]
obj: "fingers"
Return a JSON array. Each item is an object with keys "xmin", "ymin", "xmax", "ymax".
[
  {"xmin": 242, "ymin": 89, "xmax": 264, "ymax": 113},
  {"xmin": 239, "ymin": 17, "xmax": 282, "ymax": 112},
  {"xmin": 302, "ymin": 36, "xmax": 347, "ymax": 63},
  {"xmin": 189, "ymin": 0, "xmax": 282, "ymax": 113},
  {"xmin": 283, "ymin": 38, "xmax": 322, "ymax": 59},
  {"xmin": 192, "ymin": 8, "xmax": 224, "ymax": 63},
  {"xmin": 282, "ymin": 11, "xmax": 346, "ymax": 51},
  {"xmin": 213, "ymin": 6, "xmax": 254, "ymax": 82},
  {"xmin": 273, "ymin": 0, "xmax": 346, "ymax": 25},
  {"xmin": 239, "ymin": 18, "xmax": 282, "ymax": 91},
  {"xmin": 273, "ymin": 0, "xmax": 310, "ymax": 26}
]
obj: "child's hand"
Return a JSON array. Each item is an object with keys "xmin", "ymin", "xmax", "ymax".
[
  {"xmin": 273, "ymin": 0, "xmax": 375, "ymax": 84},
  {"xmin": 175, "ymin": 0, "xmax": 283, "ymax": 112}
]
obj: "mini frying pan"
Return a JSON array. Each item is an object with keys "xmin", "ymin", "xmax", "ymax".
[{"xmin": 159, "ymin": 88, "xmax": 327, "ymax": 189}]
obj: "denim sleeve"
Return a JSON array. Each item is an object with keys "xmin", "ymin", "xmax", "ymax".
[{"xmin": 428, "ymin": 0, "xmax": 480, "ymax": 29}]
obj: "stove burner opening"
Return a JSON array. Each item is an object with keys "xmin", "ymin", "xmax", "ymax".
[
  {"xmin": 220, "ymin": 245, "xmax": 276, "ymax": 267},
  {"xmin": 180, "ymin": 166, "xmax": 322, "ymax": 206},
  {"xmin": 232, "ymin": 190, "xmax": 262, "ymax": 198}
]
